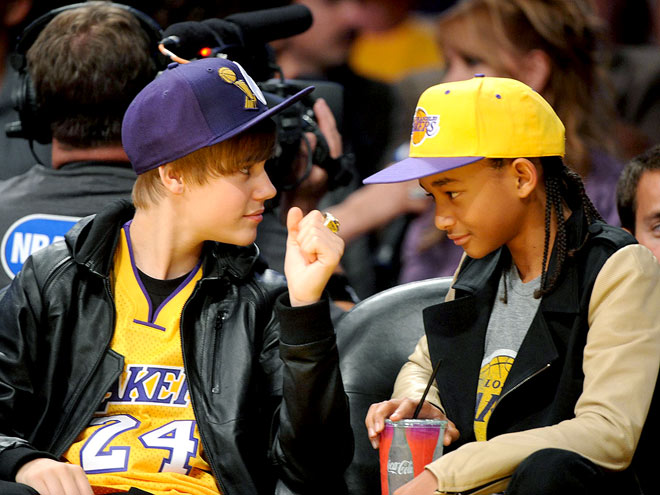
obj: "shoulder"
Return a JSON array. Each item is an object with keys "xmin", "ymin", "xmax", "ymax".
[
  {"xmin": 588, "ymin": 222, "xmax": 635, "ymax": 246},
  {"xmin": 0, "ymin": 165, "xmax": 50, "ymax": 195},
  {"xmin": 588, "ymin": 244, "xmax": 660, "ymax": 323},
  {"xmin": 2, "ymin": 238, "xmax": 75, "ymax": 307},
  {"xmin": 594, "ymin": 244, "xmax": 659, "ymax": 288},
  {"xmin": 579, "ymin": 223, "xmax": 637, "ymax": 268},
  {"xmin": 21, "ymin": 238, "xmax": 76, "ymax": 289}
]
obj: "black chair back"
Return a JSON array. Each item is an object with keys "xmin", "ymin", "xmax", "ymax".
[{"xmin": 335, "ymin": 277, "xmax": 452, "ymax": 495}]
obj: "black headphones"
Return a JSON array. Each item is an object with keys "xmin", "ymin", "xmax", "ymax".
[{"xmin": 5, "ymin": 2, "xmax": 164, "ymax": 144}]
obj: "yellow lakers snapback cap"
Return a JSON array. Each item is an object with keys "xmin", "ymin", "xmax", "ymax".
[{"xmin": 363, "ymin": 75, "xmax": 565, "ymax": 184}]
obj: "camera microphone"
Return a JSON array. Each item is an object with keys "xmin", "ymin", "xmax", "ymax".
[
  {"xmin": 160, "ymin": 5, "xmax": 312, "ymax": 60},
  {"xmin": 223, "ymin": 4, "xmax": 312, "ymax": 46}
]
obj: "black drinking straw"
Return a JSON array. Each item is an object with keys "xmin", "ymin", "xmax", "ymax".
[{"xmin": 412, "ymin": 358, "xmax": 443, "ymax": 419}]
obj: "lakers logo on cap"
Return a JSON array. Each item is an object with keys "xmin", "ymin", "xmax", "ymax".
[
  {"xmin": 411, "ymin": 107, "xmax": 439, "ymax": 146},
  {"xmin": 218, "ymin": 67, "xmax": 258, "ymax": 110}
]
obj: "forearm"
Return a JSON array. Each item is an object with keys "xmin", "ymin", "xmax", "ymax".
[
  {"xmin": 273, "ymin": 295, "xmax": 352, "ymax": 487},
  {"xmin": 327, "ymin": 182, "xmax": 429, "ymax": 243},
  {"xmin": 326, "ymin": 185, "xmax": 395, "ymax": 242}
]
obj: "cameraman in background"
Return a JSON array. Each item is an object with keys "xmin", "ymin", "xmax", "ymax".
[
  {"xmin": 0, "ymin": 1, "xmax": 157, "ymax": 289},
  {"xmin": 270, "ymin": 0, "xmax": 407, "ymax": 297}
]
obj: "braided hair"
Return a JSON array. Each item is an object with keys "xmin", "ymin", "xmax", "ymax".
[
  {"xmin": 535, "ymin": 156, "xmax": 603, "ymax": 298},
  {"xmin": 491, "ymin": 157, "xmax": 602, "ymax": 302}
]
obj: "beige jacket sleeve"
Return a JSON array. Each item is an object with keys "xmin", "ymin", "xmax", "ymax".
[{"xmin": 393, "ymin": 245, "xmax": 660, "ymax": 494}]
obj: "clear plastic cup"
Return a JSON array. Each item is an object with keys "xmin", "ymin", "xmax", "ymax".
[{"xmin": 379, "ymin": 419, "xmax": 447, "ymax": 495}]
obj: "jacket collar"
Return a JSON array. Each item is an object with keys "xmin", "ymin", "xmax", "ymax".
[{"xmin": 65, "ymin": 199, "xmax": 261, "ymax": 281}]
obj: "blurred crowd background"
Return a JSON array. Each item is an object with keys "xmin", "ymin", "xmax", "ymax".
[{"xmin": 2, "ymin": 0, "xmax": 660, "ymax": 299}]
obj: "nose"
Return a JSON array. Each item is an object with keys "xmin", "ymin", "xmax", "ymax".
[
  {"xmin": 255, "ymin": 168, "xmax": 277, "ymax": 201},
  {"xmin": 434, "ymin": 207, "xmax": 454, "ymax": 231}
]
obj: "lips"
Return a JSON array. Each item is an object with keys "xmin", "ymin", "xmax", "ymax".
[
  {"xmin": 244, "ymin": 208, "xmax": 265, "ymax": 222},
  {"xmin": 447, "ymin": 233, "xmax": 470, "ymax": 246}
]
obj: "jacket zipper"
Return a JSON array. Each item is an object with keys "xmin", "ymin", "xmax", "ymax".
[
  {"xmin": 179, "ymin": 282, "xmax": 228, "ymax": 495},
  {"xmin": 485, "ymin": 362, "xmax": 552, "ymax": 442},
  {"xmin": 211, "ymin": 311, "xmax": 227, "ymax": 394},
  {"xmin": 498, "ymin": 363, "xmax": 551, "ymax": 403}
]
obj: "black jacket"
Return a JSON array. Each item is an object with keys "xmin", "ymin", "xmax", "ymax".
[{"xmin": 0, "ymin": 200, "xmax": 352, "ymax": 494}]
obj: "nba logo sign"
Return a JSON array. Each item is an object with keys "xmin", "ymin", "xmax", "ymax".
[{"xmin": 1, "ymin": 214, "xmax": 79, "ymax": 280}]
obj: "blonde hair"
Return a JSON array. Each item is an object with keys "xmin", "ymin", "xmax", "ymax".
[
  {"xmin": 437, "ymin": 0, "xmax": 616, "ymax": 175},
  {"xmin": 132, "ymin": 120, "xmax": 276, "ymax": 208}
]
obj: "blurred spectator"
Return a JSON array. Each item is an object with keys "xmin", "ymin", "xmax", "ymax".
[
  {"xmin": 0, "ymin": 0, "xmax": 54, "ymax": 179},
  {"xmin": 590, "ymin": 0, "xmax": 660, "ymax": 160},
  {"xmin": 131, "ymin": 0, "xmax": 288, "ymax": 26},
  {"xmin": 0, "ymin": 2, "xmax": 159, "ymax": 288},
  {"xmin": 398, "ymin": 0, "xmax": 624, "ymax": 283},
  {"xmin": 347, "ymin": 0, "xmax": 445, "ymax": 84},
  {"xmin": 591, "ymin": 0, "xmax": 656, "ymax": 45},
  {"xmin": 616, "ymin": 144, "xmax": 660, "ymax": 261}
]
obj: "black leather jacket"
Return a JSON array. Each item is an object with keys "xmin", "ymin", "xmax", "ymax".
[{"xmin": 0, "ymin": 201, "xmax": 352, "ymax": 494}]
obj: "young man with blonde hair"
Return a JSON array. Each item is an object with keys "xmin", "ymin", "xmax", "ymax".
[{"xmin": 0, "ymin": 57, "xmax": 352, "ymax": 495}]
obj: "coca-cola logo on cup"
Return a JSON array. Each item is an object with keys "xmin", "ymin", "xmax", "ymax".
[{"xmin": 387, "ymin": 460, "xmax": 413, "ymax": 475}]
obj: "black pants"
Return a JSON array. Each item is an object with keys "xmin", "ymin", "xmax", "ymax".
[{"xmin": 506, "ymin": 448, "xmax": 643, "ymax": 495}]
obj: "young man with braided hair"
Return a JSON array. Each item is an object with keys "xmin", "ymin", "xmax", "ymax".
[
  {"xmin": 0, "ymin": 57, "xmax": 352, "ymax": 495},
  {"xmin": 364, "ymin": 76, "xmax": 660, "ymax": 494}
]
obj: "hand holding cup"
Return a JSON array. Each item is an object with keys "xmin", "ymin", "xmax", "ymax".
[{"xmin": 366, "ymin": 397, "xmax": 459, "ymax": 449}]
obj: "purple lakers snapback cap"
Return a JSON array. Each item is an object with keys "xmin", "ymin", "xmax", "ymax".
[
  {"xmin": 122, "ymin": 57, "xmax": 313, "ymax": 175},
  {"xmin": 364, "ymin": 76, "xmax": 565, "ymax": 184}
]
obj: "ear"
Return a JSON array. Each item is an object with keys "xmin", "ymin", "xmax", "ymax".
[
  {"xmin": 158, "ymin": 165, "xmax": 185, "ymax": 195},
  {"xmin": 518, "ymin": 49, "xmax": 551, "ymax": 94},
  {"xmin": 510, "ymin": 158, "xmax": 538, "ymax": 199}
]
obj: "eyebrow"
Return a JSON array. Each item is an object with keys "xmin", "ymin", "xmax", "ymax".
[
  {"xmin": 429, "ymin": 177, "xmax": 458, "ymax": 188},
  {"xmin": 641, "ymin": 209, "xmax": 660, "ymax": 224}
]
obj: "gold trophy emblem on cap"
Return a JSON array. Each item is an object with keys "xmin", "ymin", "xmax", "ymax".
[{"xmin": 218, "ymin": 68, "xmax": 258, "ymax": 110}]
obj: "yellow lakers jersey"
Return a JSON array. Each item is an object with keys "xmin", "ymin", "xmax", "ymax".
[{"xmin": 63, "ymin": 223, "xmax": 220, "ymax": 495}]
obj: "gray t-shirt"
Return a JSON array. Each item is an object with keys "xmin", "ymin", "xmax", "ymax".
[
  {"xmin": 484, "ymin": 263, "xmax": 542, "ymax": 359},
  {"xmin": 474, "ymin": 263, "xmax": 541, "ymax": 441}
]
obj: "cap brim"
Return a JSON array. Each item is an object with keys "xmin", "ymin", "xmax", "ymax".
[
  {"xmin": 206, "ymin": 85, "xmax": 314, "ymax": 148},
  {"xmin": 363, "ymin": 156, "xmax": 484, "ymax": 184}
]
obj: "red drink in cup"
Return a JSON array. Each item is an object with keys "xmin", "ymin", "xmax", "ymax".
[{"xmin": 379, "ymin": 419, "xmax": 447, "ymax": 495}]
